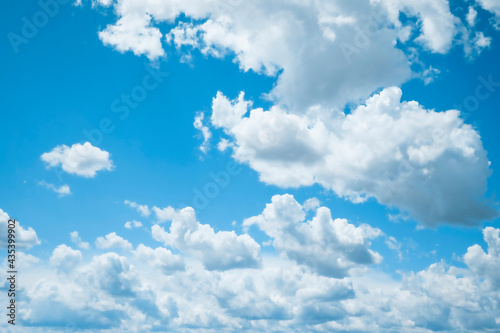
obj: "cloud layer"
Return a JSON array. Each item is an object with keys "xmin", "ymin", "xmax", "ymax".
[{"xmin": 3, "ymin": 202, "xmax": 500, "ymax": 332}]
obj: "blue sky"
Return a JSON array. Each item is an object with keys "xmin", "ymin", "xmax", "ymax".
[{"xmin": 1, "ymin": 0, "xmax": 500, "ymax": 332}]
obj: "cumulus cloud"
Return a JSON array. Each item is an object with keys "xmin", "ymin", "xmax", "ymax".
[
  {"xmin": 99, "ymin": 13, "xmax": 165, "ymax": 60},
  {"xmin": 151, "ymin": 206, "xmax": 261, "ymax": 270},
  {"xmin": 70, "ymin": 231, "xmax": 90, "ymax": 249},
  {"xmin": 50, "ymin": 244, "xmax": 82, "ymax": 273},
  {"xmin": 20, "ymin": 252, "xmax": 158, "ymax": 331},
  {"xmin": 125, "ymin": 200, "xmax": 151, "ymax": 217},
  {"xmin": 37, "ymin": 181, "xmax": 72, "ymax": 197},
  {"xmin": 464, "ymin": 227, "xmax": 500, "ymax": 289},
  {"xmin": 244, "ymin": 194, "xmax": 382, "ymax": 278},
  {"xmin": 0, "ymin": 209, "xmax": 40, "ymax": 249},
  {"xmin": 41, "ymin": 142, "xmax": 114, "ymax": 178},
  {"xmin": 85, "ymin": 0, "xmax": 418, "ymax": 109},
  {"xmin": 87, "ymin": 0, "xmax": 493, "ymax": 108},
  {"xmin": 95, "ymin": 232, "xmax": 133, "ymax": 250},
  {"xmin": 209, "ymin": 87, "xmax": 497, "ymax": 227},
  {"xmin": 80, "ymin": 252, "xmax": 140, "ymax": 296},
  {"xmin": 133, "ymin": 244, "xmax": 185, "ymax": 275}
]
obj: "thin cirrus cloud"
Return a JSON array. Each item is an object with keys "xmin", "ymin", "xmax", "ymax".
[
  {"xmin": 41, "ymin": 142, "xmax": 114, "ymax": 178},
  {"xmin": 7, "ymin": 201, "xmax": 500, "ymax": 332}
]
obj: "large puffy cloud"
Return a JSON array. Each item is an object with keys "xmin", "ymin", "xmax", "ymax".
[
  {"xmin": 0, "ymin": 209, "xmax": 40, "ymax": 249},
  {"xmin": 151, "ymin": 206, "xmax": 261, "ymax": 270},
  {"xmin": 20, "ymin": 251, "xmax": 160, "ymax": 331},
  {"xmin": 87, "ymin": 0, "xmax": 470, "ymax": 110},
  {"xmin": 41, "ymin": 142, "xmax": 114, "ymax": 178},
  {"xmin": 86, "ymin": 0, "xmax": 491, "ymax": 110},
  {"xmin": 244, "ymin": 194, "xmax": 383, "ymax": 278},
  {"xmin": 164, "ymin": 0, "xmax": 414, "ymax": 110},
  {"xmin": 209, "ymin": 87, "xmax": 497, "ymax": 227}
]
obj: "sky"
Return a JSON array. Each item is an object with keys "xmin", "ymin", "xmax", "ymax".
[{"xmin": 1, "ymin": 0, "xmax": 500, "ymax": 332}]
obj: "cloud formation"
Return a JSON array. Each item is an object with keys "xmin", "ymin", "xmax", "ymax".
[
  {"xmin": 209, "ymin": 87, "xmax": 497, "ymax": 226},
  {"xmin": 7, "ymin": 224, "xmax": 500, "ymax": 332},
  {"xmin": 37, "ymin": 181, "xmax": 72, "ymax": 197},
  {"xmin": 151, "ymin": 206, "xmax": 261, "ymax": 270},
  {"xmin": 41, "ymin": 142, "xmax": 114, "ymax": 178},
  {"xmin": 125, "ymin": 200, "xmax": 151, "ymax": 217},
  {"xmin": 244, "ymin": 194, "xmax": 383, "ymax": 277},
  {"xmin": 70, "ymin": 231, "xmax": 90, "ymax": 249},
  {"xmin": 0, "ymin": 209, "xmax": 40, "ymax": 249},
  {"xmin": 95, "ymin": 232, "xmax": 133, "ymax": 250}
]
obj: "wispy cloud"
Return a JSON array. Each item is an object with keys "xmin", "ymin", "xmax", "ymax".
[{"xmin": 38, "ymin": 181, "xmax": 72, "ymax": 197}]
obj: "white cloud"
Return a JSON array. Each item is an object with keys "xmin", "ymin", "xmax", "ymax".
[
  {"xmin": 244, "ymin": 194, "xmax": 382, "ymax": 278},
  {"xmin": 303, "ymin": 198, "xmax": 321, "ymax": 212},
  {"xmin": 17, "ymin": 252, "xmax": 41, "ymax": 269},
  {"xmin": 99, "ymin": 13, "xmax": 165, "ymax": 60},
  {"xmin": 41, "ymin": 142, "xmax": 114, "ymax": 178},
  {"xmin": 217, "ymin": 138, "xmax": 232, "ymax": 152},
  {"xmin": 20, "ymin": 252, "xmax": 156, "ymax": 331},
  {"xmin": 70, "ymin": 231, "xmax": 90, "ymax": 249},
  {"xmin": 477, "ymin": 0, "xmax": 500, "ymax": 28},
  {"xmin": 7, "ymin": 205, "xmax": 500, "ymax": 333},
  {"xmin": 50, "ymin": 244, "xmax": 82, "ymax": 273},
  {"xmin": 79, "ymin": 252, "xmax": 140, "ymax": 296},
  {"xmin": 464, "ymin": 227, "xmax": 500, "ymax": 289},
  {"xmin": 84, "ymin": 0, "xmax": 417, "ymax": 110},
  {"xmin": 374, "ymin": 0, "xmax": 459, "ymax": 54},
  {"xmin": 151, "ymin": 206, "xmax": 261, "ymax": 270},
  {"xmin": 124, "ymin": 200, "xmax": 151, "ymax": 217},
  {"xmin": 133, "ymin": 244, "xmax": 185, "ymax": 275},
  {"xmin": 124, "ymin": 220, "xmax": 143, "ymax": 229},
  {"xmin": 95, "ymin": 232, "xmax": 133, "ymax": 250},
  {"xmin": 194, "ymin": 112, "xmax": 212, "ymax": 153},
  {"xmin": 152, "ymin": 205, "xmax": 176, "ymax": 222},
  {"xmin": 473, "ymin": 31, "xmax": 492, "ymax": 49},
  {"xmin": 467, "ymin": 6, "xmax": 478, "ymax": 27},
  {"xmin": 0, "ymin": 209, "xmax": 40, "ymax": 249},
  {"xmin": 37, "ymin": 181, "xmax": 72, "ymax": 197},
  {"xmin": 208, "ymin": 87, "xmax": 497, "ymax": 227},
  {"xmin": 385, "ymin": 236, "xmax": 403, "ymax": 261}
]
